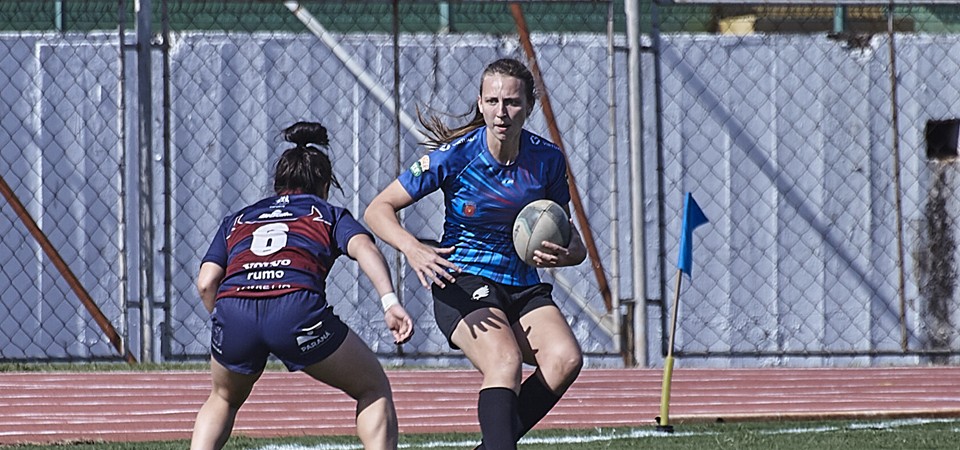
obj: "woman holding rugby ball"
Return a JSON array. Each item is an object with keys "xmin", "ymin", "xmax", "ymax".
[{"xmin": 365, "ymin": 58, "xmax": 587, "ymax": 450}]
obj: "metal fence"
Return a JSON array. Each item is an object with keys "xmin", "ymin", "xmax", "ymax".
[
  {"xmin": 1, "ymin": 1, "xmax": 959, "ymax": 367},
  {"xmin": 0, "ymin": 0, "xmax": 627, "ymax": 366},
  {"xmin": 645, "ymin": 2, "xmax": 960, "ymax": 367}
]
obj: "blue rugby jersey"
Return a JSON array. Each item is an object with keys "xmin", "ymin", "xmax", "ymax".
[
  {"xmin": 398, "ymin": 127, "xmax": 570, "ymax": 286},
  {"xmin": 202, "ymin": 193, "xmax": 371, "ymax": 301}
]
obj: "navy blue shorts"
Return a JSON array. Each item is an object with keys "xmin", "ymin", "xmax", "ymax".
[
  {"xmin": 209, "ymin": 290, "xmax": 349, "ymax": 374},
  {"xmin": 432, "ymin": 273, "xmax": 556, "ymax": 350}
]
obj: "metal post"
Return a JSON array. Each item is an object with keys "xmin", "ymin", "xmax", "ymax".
[
  {"xmin": 625, "ymin": 0, "xmax": 648, "ymax": 367},
  {"xmin": 55, "ymin": 0, "xmax": 65, "ymax": 33},
  {"xmin": 117, "ymin": 0, "xmax": 132, "ymax": 364},
  {"xmin": 438, "ymin": 1, "xmax": 450, "ymax": 33},
  {"xmin": 606, "ymin": 0, "xmax": 624, "ymax": 366},
  {"xmin": 160, "ymin": 0, "xmax": 173, "ymax": 361},
  {"xmin": 651, "ymin": 0, "xmax": 669, "ymax": 361},
  {"xmin": 136, "ymin": 0, "xmax": 155, "ymax": 363},
  {"xmin": 887, "ymin": 2, "xmax": 908, "ymax": 351},
  {"xmin": 392, "ymin": 0, "xmax": 405, "ymax": 356},
  {"xmin": 833, "ymin": 6, "xmax": 846, "ymax": 33}
]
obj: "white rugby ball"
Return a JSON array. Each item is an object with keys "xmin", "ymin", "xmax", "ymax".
[{"xmin": 512, "ymin": 199, "xmax": 571, "ymax": 266}]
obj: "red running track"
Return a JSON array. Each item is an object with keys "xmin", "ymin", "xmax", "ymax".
[{"xmin": 0, "ymin": 367, "xmax": 958, "ymax": 445}]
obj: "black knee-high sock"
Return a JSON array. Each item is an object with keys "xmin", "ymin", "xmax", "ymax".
[
  {"xmin": 516, "ymin": 374, "xmax": 562, "ymax": 438},
  {"xmin": 475, "ymin": 376, "xmax": 562, "ymax": 449},
  {"xmin": 477, "ymin": 387, "xmax": 519, "ymax": 450}
]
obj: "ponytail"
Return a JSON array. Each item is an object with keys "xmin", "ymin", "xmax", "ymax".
[{"xmin": 274, "ymin": 121, "xmax": 342, "ymax": 197}]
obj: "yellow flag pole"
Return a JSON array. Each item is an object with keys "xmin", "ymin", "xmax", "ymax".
[{"xmin": 656, "ymin": 268, "xmax": 684, "ymax": 433}]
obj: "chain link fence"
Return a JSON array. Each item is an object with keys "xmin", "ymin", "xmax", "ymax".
[
  {"xmin": 1, "ymin": 1, "xmax": 958, "ymax": 367},
  {"xmin": 160, "ymin": 1, "xmax": 623, "ymax": 366},
  {"xmin": 0, "ymin": 0, "xmax": 626, "ymax": 365},
  {"xmin": 647, "ymin": 2, "xmax": 960, "ymax": 366},
  {"xmin": 0, "ymin": 1, "xmax": 131, "ymax": 361}
]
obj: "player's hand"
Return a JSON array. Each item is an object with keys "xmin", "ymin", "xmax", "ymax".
[
  {"xmin": 401, "ymin": 242, "xmax": 461, "ymax": 288},
  {"xmin": 384, "ymin": 304, "xmax": 414, "ymax": 344},
  {"xmin": 532, "ymin": 240, "xmax": 570, "ymax": 267},
  {"xmin": 533, "ymin": 222, "xmax": 587, "ymax": 268}
]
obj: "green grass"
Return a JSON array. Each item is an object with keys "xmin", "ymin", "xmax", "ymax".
[{"xmin": 4, "ymin": 418, "xmax": 958, "ymax": 450}]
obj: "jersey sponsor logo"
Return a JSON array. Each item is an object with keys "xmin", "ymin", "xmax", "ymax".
[
  {"xmin": 258, "ymin": 209, "xmax": 293, "ymax": 220},
  {"xmin": 273, "ymin": 195, "xmax": 290, "ymax": 207},
  {"xmin": 234, "ymin": 283, "xmax": 292, "ymax": 292},
  {"xmin": 297, "ymin": 319, "xmax": 334, "ymax": 352},
  {"xmin": 247, "ymin": 269, "xmax": 284, "ymax": 281},
  {"xmin": 472, "ymin": 285, "xmax": 490, "ymax": 301},
  {"xmin": 297, "ymin": 330, "xmax": 333, "ymax": 353},
  {"xmin": 463, "ymin": 202, "xmax": 477, "ymax": 217},
  {"xmin": 410, "ymin": 155, "xmax": 430, "ymax": 177},
  {"xmin": 242, "ymin": 259, "xmax": 291, "ymax": 270},
  {"xmin": 439, "ymin": 142, "xmax": 451, "ymax": 152},
  {"xmin": 529, "ymin": 135, "xmax": 541, "ymax": 145}
]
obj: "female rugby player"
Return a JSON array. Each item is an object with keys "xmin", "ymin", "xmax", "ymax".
[
  {"xmin": 365, "ymin": 58, "xmax": 587, "ymax": 450},
  {"xmin": 191, "ymin": 121, "xmax": 413, "ymax": 450}
]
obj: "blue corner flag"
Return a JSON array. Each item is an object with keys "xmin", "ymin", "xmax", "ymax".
[{"xmin": 677, "ymin": 193, "xmax": 709, "ymax": 276}]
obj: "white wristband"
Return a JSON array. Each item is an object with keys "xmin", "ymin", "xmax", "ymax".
[{"xmin": 380, "ymin": 293, "xmax": 401, "ymax": 312}]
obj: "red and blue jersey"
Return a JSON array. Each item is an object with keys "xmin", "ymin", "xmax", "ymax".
[
  {"xmin": 398, "ymin": 127, "xmax": 570, "ymax": 286},
  {"xmin": 202, "ymin": 193, "xmax": 370, "ymax": 301}
]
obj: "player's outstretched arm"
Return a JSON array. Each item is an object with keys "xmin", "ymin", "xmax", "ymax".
[
  {"xmin": 347, "ymin": 233, "xmax": 414, "ymax": 344},
  {"xmin": 365, "ymin": 180, "xmax": 460, "ymax": 289}
]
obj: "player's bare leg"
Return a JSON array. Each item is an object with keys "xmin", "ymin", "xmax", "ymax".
[
  {"xmin": 303, "ymin": 330, "xmax": 398, "ymax": 450},
  {"xmin": 453, "ymin": 307, "xmax": 523, "ymax": 450},
  {"xmin": 190, "ymin": 359, "xmax": 261, "ymax": 450},
  {"xmin": 516, "ymin": 305, "xmax": 583, "ymax": 393},
  {"xmin": 454, "ymin": 307, "xmax": 524, "ymax": 391},
  {"xmin": 513, "ymin": 305, "xmax": 583, "ymax": 436}
]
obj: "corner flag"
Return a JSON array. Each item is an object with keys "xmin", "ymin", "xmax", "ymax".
[
  {"xmin": 677, "ymin": 193, "xmax": 708, "ymax": 275},
  {"xmin": 658, "ymin": 192, "xmax": 710, "ymax": 433}
]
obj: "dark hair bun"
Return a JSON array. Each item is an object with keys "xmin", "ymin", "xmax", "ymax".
[{"xmin": 283, "ymin": 121, "xmax": 329, "ymax": 148}]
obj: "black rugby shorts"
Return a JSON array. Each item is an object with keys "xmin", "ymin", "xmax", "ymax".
[{"xmin": 431, "ymin": 273, "xmax": 556, "ymax": 349}]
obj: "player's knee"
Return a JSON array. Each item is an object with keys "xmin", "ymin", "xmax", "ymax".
[
  {"xmin": 355, "ymin": 372, "xmax": 393, "ymax": 403},
  {"xmin": 559, "ymin": 352, "xmax": 584, "ymax": 381},
  {"xmin": 541, "ymin": 346, "xmax": 583, "ymax": 381},
  {"xmin": 566, "ymin": 352, "xmax": 584, "ymax": 379},
  {"xmin": 478, "ymin": 350, "xmax": 523, "ymax": 388},
  {"xmin": 495, "ymin": 351, "xmax": 524, "ymax": 377},
  {"xmin": 212, "ymin": 386, "xmax": 250, "ymax": 409},
  {"xmin": 372, "ymin": 377, "xmax": 394, "ymax": 400},
  {"xmin": 503, "ymin": 346, "xmax": 525, "ymax": 368}
]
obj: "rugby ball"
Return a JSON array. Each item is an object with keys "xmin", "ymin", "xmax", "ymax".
[{"xmin": 512, "ymin": 199, "xmax": 571, "ymax": 266}]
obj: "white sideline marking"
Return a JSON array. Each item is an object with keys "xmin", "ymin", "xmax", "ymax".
[
  {"xmin": 765, "ymin": 417, "xmax": 960, "ymax": 435},
  {"xmin": 251, "ymin": 418, "xmax": 960, "ymax": 450}
]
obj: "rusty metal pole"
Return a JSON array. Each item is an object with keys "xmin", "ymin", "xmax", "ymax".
[{"xmin": 509, "ymin": 3, "xmax": 615, "ymax": 315}]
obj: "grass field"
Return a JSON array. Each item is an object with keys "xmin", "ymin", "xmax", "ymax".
[{"xmin": 7, "ymin": 418, "xmax": 958, "ymax": 450}]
